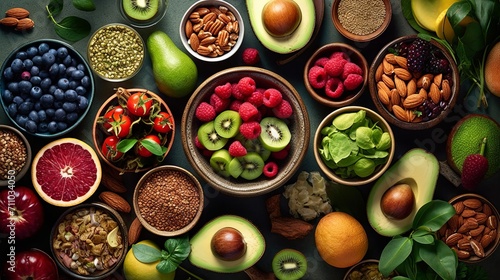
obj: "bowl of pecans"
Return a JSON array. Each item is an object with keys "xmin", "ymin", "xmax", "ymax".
[
  {"xmin": 0, "ymin": 125, "xmax": 31, "ymax": 186},
  {"xmin": 133, "ymin": 165, "xmax": 204, "ymax": 237},
  {"xmin": 439, "ymin": 193, "xmax": 500, "ymax": 263},
  {"xmin": 368, "ymin": 35, "xmax": 459, "ymax": 130},
  {"xmin": 179, "ymin": 0, "xmax": 244, "ymax": 62}
]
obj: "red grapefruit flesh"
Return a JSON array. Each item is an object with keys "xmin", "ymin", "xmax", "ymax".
[{"xmin": 31, "ymin": 138, "xmax": 102, "ymax": 207}]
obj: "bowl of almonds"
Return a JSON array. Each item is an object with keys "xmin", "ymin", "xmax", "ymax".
[
  {"xmin": 438, "ymin": 193, "xmax": 500, "ymax": 263},
  {"xmin": 179, "ymin": 0, "xmax": 244, "ymax": 62},
  {"xmin": 368, "ymin": 35, "xmax": 459, "ymax": 130}
]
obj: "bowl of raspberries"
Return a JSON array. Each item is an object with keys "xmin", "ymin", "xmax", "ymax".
[
  {"xmin": 181, "ymin": 66, "xmax": 310, "ymax": 197},
  {"xmin": 368, "ymin": 35, "xmax": 459, "ymax": 130},
  {"xmin": 304, "ymin": 43, "xmax": 368, "ymax": 108}
]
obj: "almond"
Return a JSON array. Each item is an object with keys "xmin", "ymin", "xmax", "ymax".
[
  {"xmin": 375, "ymin": 63, "xmax": 384, "ymax": 82},
  {"xmin": 487, "ymin": 215, "xmax": 498, "ymax": 230},
  {"xmin": 377, "ymin": 81, "xmax": 391, "ymax": 95},
  {"xmin": 128, "ymin": 217, "xmax": 143, "ymax": 246},
  {"xmin": 429, "ymin": 83, "xmax": 441, "ymax": 104},
  {"xmin": 394, "ymin": 55, "xmax": 408, "ymax": 69},
  {"xmin": 470, "ymin": 239, "xmax": 485, "ymax": 257},
  {"xmin": 454, "ymin": 248, "xmax": 470, "ymax": 259},
  {"xmin": 407, "ymin": 78, "xmax": 417, "ymax": 95},
  {"xmin": 384, "ymin": 53, "xmax": 397, "ymax": 64},
  {"xmin": 461, "ymin": 209, "xmax": 477, "ymax": 218},
  {"xmin": 463, "ymin": 198, "xmax": 482, "ymax": 209},
  {"xmin": 469, "ymin": 225, "xmax": 485, "ymax": 237},
  {"xmin": 445, "ymin": 232, "xmax": 463, "ymax": 246},
  {"xmin": 394, "ymin": 76, "xmax": 407, "ymax": 98},
  {"xmin": 14, "ymin": 17, "xmax": 34, "ymax": 31},
  {"xmin": 394, "ymin": 68, "xmax": 412, "ymax": 81},
  {"xmin": 480, "ymin": 234, "xmax": 494, "ymax": 248},
  {"xmin": 454, "ymin": 201, "xmax": 465, "ymax": 215},
  {"xmin": 0, "ymin": 17, "xmax": 19, "ymax": 27},
  {"xmin": 378, "ymin": 89, "xmax": 390, "ymax": 105},
  {"xmin": 447, "ymin": 214, "xmax": 460, "ymax": 232},
  {"xmin": 403, "ymin": 94, "xmax": 424, "ymax": 109},
  {"xmin": 382, "ymin": 59, "xmax": 394, "ymax": 75},
  {"xmin": 382, "ymin": 74, "xmax": 395, "ymax": 89},
  {"xmin": 417, "ymin": 74, "xmax": 433, "ymax": 90},
  {"xmin": 390, "ymin": 89, "xmax": 401, "ymax": 107},
  {"xmin": 99, "ymin": 191, "xmax": 131, "ymax": 213},
  {"xmin": 433, "ymin": 73, "xmax": 443, "ymax": 87},
  {"xmin": 185, "ymin": 20, "xmax": 193, "ymax": 38},
  {"xmin": 189, "ymin": 33, "xmax": 200, "ymax": 51},
  {"xmin": 417, "ymin": 88, "xmax": 427, "ymax": 100},
  {"xmin": 392, "ymin": 105, "xmax": 408, "ymax": 122},
  {"xmin": 441, "ymin": 79, "xmax": 451, "ymax": 101},
  {"xmin": 101, "ymin": 164, "xmax": 127, "ymax": 193},
  {"xmin": 5, "ymin": 7, "xmax": 29, "ymax": 19}
]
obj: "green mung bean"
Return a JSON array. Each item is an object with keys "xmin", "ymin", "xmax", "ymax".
[{"xmin": 337, "ymin": 0, "xmax": 386, "ymax": 36}]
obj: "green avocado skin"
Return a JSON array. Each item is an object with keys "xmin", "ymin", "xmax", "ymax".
[{"xmin": 147, "ymin": 31, "xmax": 198, "ymax": 98}]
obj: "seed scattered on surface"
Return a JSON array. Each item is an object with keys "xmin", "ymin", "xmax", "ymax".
[
  {"xmin": 337, "ymin": 0, "xmax": 386, "ymax": 36},
  {"xmin": 0, "ymin": 130, "xmax": 27, "ymax": 180}
]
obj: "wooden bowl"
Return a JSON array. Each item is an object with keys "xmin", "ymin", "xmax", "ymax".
[
  {"xmin": 181, "ymin": 66, "xmax": 310, "ymax": 197},
  {"xmin": 368, "ymin": 35, "xmax": 459, "ymax": 130},
  {"xmin": 92, "ymin": 88, "xmax": 175, "ymax": 173},
  {"xmin": 0, "ymin": 125, "xmax": 32, "ymax": 186},
  {"xmin": 331, "ymin": 0, "xmax": 392, "ymax": 42},
  {"xmin": 304, "ymin": 43, "xmax": 368, "ymax": 108},
  {"xmin": 343, "ymin": 259, "xmax": 397, "ymax": 279}
]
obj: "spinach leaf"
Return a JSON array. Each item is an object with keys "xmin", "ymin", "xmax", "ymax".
[
  {"xmin": 419, "ymin": 241, "xmax": 457, "ymax": 280},
  {"xmin": 73, "ymin": 0, "xmax": 96, "ymax": 11},
  {"xmin": 379, "ymin": 236, "xmax": 413, "ymax": 276},
  {"xmin": 412, "ymin": 200, "xmax": 455, "ymax": 231},
  {"xmin": 47, "ymin": 0, "xmax": 63, "ymax": 17},
  {"xmin": 54, "ymin": 16, "xmax": 91, "ymax": 42},
  {"xmin": 132, "ymin": 244, "xmax": 162, "ymax": 263}
]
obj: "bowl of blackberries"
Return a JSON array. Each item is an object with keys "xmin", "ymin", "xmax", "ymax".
[
  {"xmin": 0, "ymin": 39, "xmax": 94, "ymax": 137},
  {"xmin": 368, "ymin": 35, "xmax": 459, "ymax": 130},
  {"xmin": 181, "ymin": 66, "xmax": 310, "ymax": 197}
]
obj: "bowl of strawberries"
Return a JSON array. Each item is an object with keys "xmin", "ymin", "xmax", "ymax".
[{"xmin": 181, "ymin": 66, "xmax": 310, "ymax": 197}]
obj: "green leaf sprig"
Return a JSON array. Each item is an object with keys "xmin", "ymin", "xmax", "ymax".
[{"xmin": 45, "ymin": 0, "xmax": 95, "ymax": 42}]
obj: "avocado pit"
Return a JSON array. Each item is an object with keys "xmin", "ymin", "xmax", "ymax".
[
  {"xmin": 262, "ymin": 0, "xmax": 302, "ymax": 37},
  {"xmin": 211, "ymin": 227, "xmax": 247, "ymax": 261},
  {"xmin": 380, "ymin": 183, "xmax": 415, "ymax": 220}
]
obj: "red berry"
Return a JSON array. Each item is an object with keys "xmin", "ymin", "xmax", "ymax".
[
  {"xmin": 342, "ymin": 62, "xmax": 363, "ymax": 80},
  {"xmin": 325, "ymin": 77, "xmax": 344, "ymax": 98},
  {"xmin": 271, "ymin": 144, "xmax": 290, "ymax": 160},
  {"xmin": 237, "ymin": 77, "xmax": 256, "ymax": 96},
  {"xmin": 343, "ymin": 73, "xmax": 363, "ymax": 91},
  {"xmin": 232, "ymin": 83, "xmax": 246, "ymax": 100},
  {"xmin": 215, "ymin": 82, "xmax": 232, "ymax": 99},
  {"xmin": 238, "ymin": 102, "xmax": 259, "ymax": 122},
  {"xmin": 308, "ymin": 66, "xmax": 327, "ymax": 89},
  {"xmin": 194, "ymin": 136, "xmax": 205, "ymax": 150},
  {"xmin": 239, "ymin": 121, "xmax": 261, "ymax": 139},
  {"xmin": 314, "ymin": 57, "xmax": 330, "ymax": 67},
  {"xmin": 272, "ymin": 99, "xmax": 293, "ymax": 119},
  {"xmin": 263, "ymin": 88, "xmax": 283, "ymax": 108},
  {"xmin": 229, "ymin": 99, "xmax": 243, "ymax": 111},
  {"xmin": 242, "ymin": 48, "xmax": 260, "ymax": 65},
  {"xmin": 330, "ymin": 51, "xmax": 350, "ymax": 61},
  {"xmin": 461, "ymin": 138, "xmax": 489, "ymax": 191},
  {"xmin": 210, "ymin": 93, "xmax": 230, "ymax": 113},
  {"xmin": 229, "ymin": 141, "xmax": 247, "ymax": 157},
  {"xmin": 263, "ymin": 161, "xmax": 279, "ymax": 178},
  {"xmin": 195, "ymin": 102, "xmax": 216, "ymax": 122},
  {"xmin": 245, "ymin": 91, "xmax": 264, "ymax": 107},
  {"xmin": 324, "ymin": 57, "xmax": 347, "ymax": 77}
]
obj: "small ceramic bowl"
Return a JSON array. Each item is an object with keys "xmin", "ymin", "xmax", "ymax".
[
  {"xmin": 181, "ymin": 66, "xmax": 310, "ymax": 197},
  {"xmin": 368, "ymin": 35, "xmax": 459, "ymax": 130},
  {"xmin": 87, "ymin": 23, "xmax": 144, "ymax": 82},
  {"xmin": 179, "ymin": 0, "xmax": 244, "ymax": 62},
  {"xmin": 304, "ymin": 43, "xmax": 368, "ymax": 107},
  {"xmin": 314, "ymin": 106, "xmax": 395, "ymax": 186},
  {"xmin": 92, "ymin": 87, "xmax": 175, "ymax": 173},
  {"xmin": 0, "ymin": 125, "xmax": 32, "ymax": 186},
  {"xmin": 119, "ymin": 0, "xmax": 168, "ymax": 28},
  {"xmin": 441, "ymin": 193, "xmax": 500, "ymax": 263},
  {"xmin": 331, "ymin": 0, "xmax": 392, "ymax": 42},
  {"xmin": 343, "ymin": 259, "xmax": 397, "ymax": 280},
  {"xmin": 133, "ymin": 165, "xmax": 204, "ymax": 237},
  {"xmin": 0, "ymin": 39, "xmax": 95, "ymax": 138},
  {"xmin": 50, "ymin": 202, "xmax": 128, "ymax": 280}
]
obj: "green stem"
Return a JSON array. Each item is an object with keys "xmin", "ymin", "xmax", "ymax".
[
  {"xmin": 45, "ymin": 5, "xmax": 58, "ymax": 25},
  {"xmin": 178, "ymin": 265, "xmax": 204, "ymax": 280},
  {"xmin": 479, "ymin": 138, "xmax": 487, "ymax": 156}
]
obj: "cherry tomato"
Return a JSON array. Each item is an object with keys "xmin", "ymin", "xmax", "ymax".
[
  {"xmin": 135, "ymin": 135, "xmax": 162, "ymax": 158},
  {"xmin": 104, "ymin": 109, "xmax": 132, "ymax": 138},
  {"xmin": 127, "ymin": 92, "xmax": 153, "ymax": 117},
  {"xmin": 153, "ymin": 112, "xmax": 173, "ymax": 134},
  {"xmin": 101, "ymin": 135, "xmax": 123, "ymax": 161},
  {"xmin": 102, "ymin": 106, "xmax": 125, "ymax": 130}
]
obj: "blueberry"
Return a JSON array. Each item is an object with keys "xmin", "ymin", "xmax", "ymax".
[
  {"xmin": 37, "ymin": 110, "xmax": 47, "ymax": 122},
  {"xmin": 48, "ymin": 121, "xmax": 58, "ymax": 133},
  {"xmin": 30, "ymin": 86, "xmax": 43, "ymax": 99},
  {"xmin": 66, "ymin": 66, "xmax": 76, "ymax": 76},
  {"xmin": 3, "ymin": 67, "xmax": 15, "ymax": 80},
  {"xmin": 57, "ymin": 78, "xmax": 70, "ymax": 90},
  {"xmin": 75, "ymin": 86, "xmax": 87, "ymax": 96},
  {"xmin": 48, "ymin": 85, "xmax": 57, "ymax": 95},
  {"xmin": 22, "ymin": 59, "xmax": 33, "ymax": 71},
  {"xmin": 32, "ymin": 55, "xmax": 42, "ymax": 66},
  {"xmin": 69, "ymin": 80, "xmax": 80, "ymax": 89},
  {"xmin": 40, "ymin": 94, "xmax": 54, "ymax": 108},
  {"xmin": 16, "ymin": 115, "xmax": 29, "ymax": 128},
  {"xmin": 53, "ymin": 88, "xmax": 64, "ymax": 101},
  {"xmin": 77, "ymin": 95, "xmax": 89, "ymax": 110},
  {"xmin": 18, "ymin": 80, "xmax": 32, "ymax": 95},
  {"xmin": 18, "ymin": 101, "xmax": 33, "ymax": 115},
  {"xmin": 25, "ymin": 120, "xmax": 37, "ymax": 133},
  {"xmin": 53, "ymin": 101, "xmax": 63, "ymax": 109},
  {"xmin": 27, "ymin": 46, "xmax": 38, "ymax": 58},
  {"xmin": 63, "ymin": 102, "xmax": 77, "ymax": 112},
  {"xmin": 54, "ymin": 108, "xmax": 66, "ymax": 121},
  {"xmin": 12, "ymin": 96, "xmax": 24, "ymax": 105},
  {"xmin": 64, "ymin": 89, "xmax": 78, "ymax": 102},
  {"xmin": 71, "ymin": 69, "xmax": 85, "ymax": 80},
  {"xmin": 28, "ymin": 110, "xmax": 39, "ymax": 122},
  {"xmin": 49, "ymin": 63, "xmax": 60, "ymax": 77},
  {"xmin": 11, "ymin": 58, "xmax": 24, "ymax": 73},
  {"xmin": 34, "ymin": 102, "xmax": 42, "ymax": 111},
  {"xmin": 15, "ymin": 51, "xmax": 28, "ymax": 60},
  {"xmin": 66, "ymin": 112, "xmax": 79, "ymax": 123},
  {"xmin": 39, "ymin": 70, "xmax": 49, "ymax": 79},
  {"xmin": 38, "ymin": 43, "xmax": 50, "ymax": 54},
  {"xmin": 37, "ymin": 122, "xmax": 49, "ymax": 133},
  {"xmin": 48, "ymin": 48, "xmax": 57, "ymax": 56},
  {"xmin": 58, "ymin": 64, "xmax": 66, "ymax": 76},
  {"xmin": 40, "ymin": 78, "xmax": 52, "ymax": 91},
  {"xmin": 42, "ymin": 52, "xmax": 56, "ymax": 66},
  {"xmin": 1, "ymin": 89, "xmax": 14, "ymax": 103},
  {"xmin": 30, "ymin": 66, "xmax": 40, "ymax": 76},
  {"xmin": 57, "ymin": 47, "xmax": 68, "ymax": 58},
  {"xmin": 46, "ymin": 108, "xmax": 55, "ymax": 118},
  {"xmin": 7, "ymin": 103, "xmax": 17, "ymax": 117},
  {"xmin": 30, "ymin": 75, "xmax": 41, "ymax": 86},
  {"xmin": 57, "ymin": 122, "xmax": 68, "ymax": 131},
  {"xmin": 21, "ymin": 71, "xmax": 31, "ymax": 81},
  {"xmin": 76, "ymin": 64, "xmax": 85, "ymax": 71},
  {"xmin": 80, "ymin": 75, "xmax": 91, "ymax": 88},
  {"xmin": 63, "ymin": 55, "xmax": 73, "ymax": 66}
]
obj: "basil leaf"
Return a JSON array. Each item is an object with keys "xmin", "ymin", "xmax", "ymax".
[
  {"xmin": 156, "ymin": 259, "xmax": 177, "ymax": 274},
  {"xmin": 379, "ymin": 236, "xmax": 413, "ymax": 277},
  {"xmin": 411, "ymin": 229, "xmax": 435, "ymax": 245},
  {"xmin": 419, "ymin": 240, "xmax": 457, "ymax": 280},
  {"xmin": 132, "ymin": 244, "xmax": 162, "ymax": 263},
  {"xmin": 73, "ymin": 0, "xmax": 96, "ymax": 11},
  {"xmin": 165, "ymin": 236, "xmax": 191, "ymax": 261},
  {"xmin": 141, "ymin": 138, "xmax": 165, "ymax": 156},
  {"xmin": 54, "ymin": 16, "xmax": 91, "ymax": 42},
  {"xmin": 47, "ymin": 0, "xmax": 64, "ymax": 17},
  {"xmin": 412, "ymin": 200, "xmax": 455, "ymax": 231},
  {"xmin": 117, "ymin": 138, "xmax": 138, "ymax": 153}
]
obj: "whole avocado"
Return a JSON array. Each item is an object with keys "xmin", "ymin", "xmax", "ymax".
[{"xmin": 147, "ymin": 31, "xmax": 198, "ymax": 98}]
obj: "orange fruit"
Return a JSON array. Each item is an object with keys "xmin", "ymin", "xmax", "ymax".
[
  {"xmin": 32, "ymin": 138, "xmax": 101, "ymax": 207},
  {"xmin": 314, "ymin": 212, "xmax": 368, "ymax": 268}
]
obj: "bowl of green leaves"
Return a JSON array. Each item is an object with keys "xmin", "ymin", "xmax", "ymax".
[{"xmin": 313, "ymin": 106, "xmax": 395, "ymax": 186}]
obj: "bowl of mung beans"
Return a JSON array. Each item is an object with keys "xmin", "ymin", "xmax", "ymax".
[
  {"xmin": 133, "ymin": 165, "xmax": 204, "ymax": 237},
  {"xmin": 0, "ymin": 125, "xmax": 32, "ymax": 186},
  {"xmin": 331, "ymin": 0, "xmax": 392, "ymax": 42},
  {"xmin": 87, "ymin": 23, "xmax": 145, "ymax": 82}
]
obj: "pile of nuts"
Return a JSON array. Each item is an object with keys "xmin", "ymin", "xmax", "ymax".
[
  {"xmin": 374, "ymin": 53, "xmax": 452, "ymax": 123},
  {"xmin": 0, "ymin": 129, "xmax": 28, "ymax": 180},
  {"xmin": 0, "ymin": 7, "xmax": 34, "ymax": 31},
  {"xmin": 439, "ymin": 197, "xmax": 499, "ymax": 260},
  {"xmin": 185, "ymin": 5, "xmax": 240, "ymax": 58}
]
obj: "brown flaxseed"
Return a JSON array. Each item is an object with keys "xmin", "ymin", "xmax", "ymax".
[
  {"xmin": 337, "ymin": 0, "xmax": 386, "ymax": 36},
  {"xmin": 0, "ymin": 130, "xmax": 27, "ymax": 180}
]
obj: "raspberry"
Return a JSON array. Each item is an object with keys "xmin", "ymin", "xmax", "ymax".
[
  {"xmin": 314, "ymin": 57, "xmax": 330, "ymax": 67},
  {"xmin": 228, "ymin": 140, "xmax": 247, "ymax": 157},
  {"xmin": 245, "ymin": 91, "xmax": 264, "ymax": 107},
  {"xmin": 195, "ymin": 102, "xmax": 216, "ymax": 122},
  {"xmin": 239, "ymin": 121, "xmax": 261, "ymax": 139},
  {"xmin": 263, "ymin": 161, "xmax": 278, "ymax": 178},
  {"xmin": 325, "ymin": 77, "xmax": 344, "ymax": 98},
  {"xmin": 214, "ymin": 82, "xmax": 232, "ymax": 99},
  {"xmin": 202, "ymin": 149, "xmax": 214, "ymax": 157},
  {"xmin": 324, "ymin": 57, "xmax": 347, "ymax": 77},
  {"xmin": 210, "ymin": 93, "xmax": 230, "ymax": 113},
  {"xmin": 242, "ymin": 48, "xmax": 260, "ymax": 65},
  {"xmin": 407, "ymin": 38, "xmax": 431, "ymax": 73},
  {"xmin": 263, "ymin": 88, "xmax": 283, "ymax": 108},
  {"xmin": 231, "ymin": 83, "xmax": 245, "ymax": 100},
  {"xmin": 271, "ymin": 144, "xmax": 290, "ymax": 159},
  {"xmin": 238, "ymin": 102, "xmax": 259, "ymax": 122},
  {"xmin": 342, "ymin": 62, "xmax": 363, "ymax": 79},
  {"xmin": 194, "ymin": 136, "xmax": 205, "ymax": 149},
  {"xmin": 229, "ymin": 99, "xmax": 243, "ymax": 111},
  {"xmin": 308, "ymin": 66, "xmax": 327, "ymax": 89},
  {"xmin": 237, "ymin": 77, "xmax": 256, "ymax": 96},
  {"xmin": 343, "ymin": 73, "xmax": 364, "ymax": 91},
  {"xmin": 272, "ymin": 99, "xmax": 293, "ymax": 119},
  {"xmin": 330, "ymin": 51, "xmax": 350, "ymax": 61}
]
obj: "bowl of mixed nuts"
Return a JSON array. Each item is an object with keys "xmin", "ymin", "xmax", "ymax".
[
  {"xmin": 368, "ymin": 35, "xmax": 459, "ymax": 130},
  {"xmin": 0, "ymin": 125, "xmax": 31, "ymax": 186},
  {"xmin": 179, "ymin": 0, "xmax": 244, "ymax": 62},
  {"xmin": 438, "ymin": 193, "xmax": 500, "ymax": 263},
  {"xmin": 133, "ymin": 165, "xmax": 204, "ymax": 237},
  {"xmin": 343, "ymin": 259, "xmax": 397, "ymax": 280},
  {"xmin": 50, "ymin": 202, "xmax": 128, "ymax": 279}
]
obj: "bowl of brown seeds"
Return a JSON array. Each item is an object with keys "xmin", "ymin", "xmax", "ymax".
[
  {"xmin": 0, "ymin": 125, "xmax": 31, "ymax": 186},
  {"xmin": 133, "ymin": 165, "xmax": 204, "ymax": 236}
]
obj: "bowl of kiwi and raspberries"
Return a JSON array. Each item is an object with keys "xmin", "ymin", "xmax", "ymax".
[
  {"xmin": 181, "ymin": 66, "xmax": 310, "ymax": 197},
  {"xmin": 119, "ymin": 0, "xmax": 168, "ymax": 28}
]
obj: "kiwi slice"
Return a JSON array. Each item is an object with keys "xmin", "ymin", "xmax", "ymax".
[
  {"xmin": 239, "ymin": 152, "xmax": 264, "ymax": 180},
  {"xmin": 259, "ymin": 117, "xmax": 291, "ymax": 152},
  {"xmin": 210, "ymin": 149, "xmax": 232, "ymax": 177},
  {"xmin": 122, "ymin": 0, "xmax": 159, "ymax": 21},
  {"xmin": 272, "ymin": 249, "xmax": 307, "ymax": 280},
  {"xmin": 214, "ymin": 110, "xmax": 242, "ymax": 138},
  {"xmin": 228, "ymin": 157, "xmax": 243, "ymax": 178},
  {"xmin": 197, "ymin": 121, "xmax": 228, "ymax": 151},
  {"xmin": 239, "ymin": 137, "xmax": 271, "ymax": 161}
]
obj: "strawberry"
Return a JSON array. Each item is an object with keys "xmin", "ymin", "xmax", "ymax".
[{"xmin": 461, "ymin": 138, "xmax": 489, "ymax": 191}]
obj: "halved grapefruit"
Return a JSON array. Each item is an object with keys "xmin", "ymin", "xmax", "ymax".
[{"xmin": 31, "ymin": 138, "xmax": 102, "ymax": 207}]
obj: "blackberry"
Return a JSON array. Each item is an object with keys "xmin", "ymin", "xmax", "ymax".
[
  {"xmin": 407, "ymin": 38, "xmax": 431, "ymax": 73},
  {"xmin": 424, "ymin": 51, "xmax": 450, "ymax": 74}
]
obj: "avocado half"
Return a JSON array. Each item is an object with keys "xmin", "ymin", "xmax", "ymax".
[
  {"xmin": 367, "ymin": 149, "xmax": 438, "ymax": 237},
  {"xmin": 246, "ymin": 0, "xmax": 315, "ymax": 54},
  {"xmin": 188, "ymin": 215, "xmax": 265, "ymax": 273}
]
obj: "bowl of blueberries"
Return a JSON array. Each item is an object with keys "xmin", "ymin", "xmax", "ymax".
[{"xmin": 0, "ymin": 39, "xmax": 94, "ymax": 137}]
